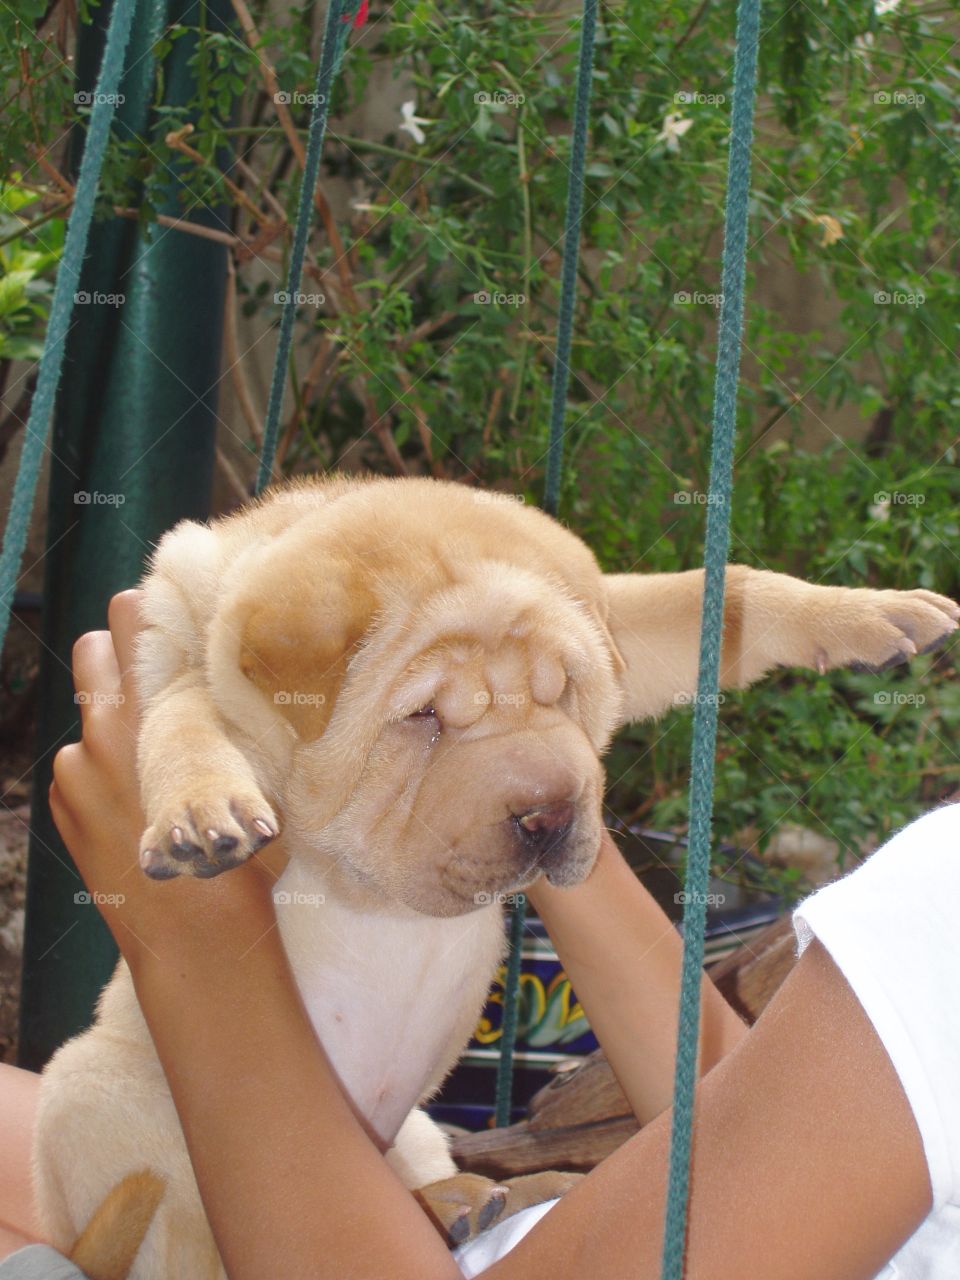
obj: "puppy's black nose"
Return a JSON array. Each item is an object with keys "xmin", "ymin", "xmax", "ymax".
[{"xmin": 513, "ymin": 802, "xmax": 575, "ymax": 858}]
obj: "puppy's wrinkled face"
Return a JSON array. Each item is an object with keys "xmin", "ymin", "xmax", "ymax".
[
  {"xmin": 251, "ymin": 561, "xmax": 621, "ymax": 918},
  {"xmin": 313, "ymin": 641, "xmax": 606, "ymax": 915}
]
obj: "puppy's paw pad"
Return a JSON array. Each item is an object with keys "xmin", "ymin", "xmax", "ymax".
[{"xmin": 140, "ymin": 790, "xmax": 279, "ymax": 880}]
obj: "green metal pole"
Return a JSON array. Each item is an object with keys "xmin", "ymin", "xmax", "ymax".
[{"xmin": 18, "ymin": 0, "xmax": 235, "ymax": 1070}]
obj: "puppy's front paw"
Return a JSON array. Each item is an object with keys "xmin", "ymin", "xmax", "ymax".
[
  {"xmin": 140, "ymin": 787, "xmax": 279, "ymax": 880},
  {"xmin": 818, "ymin": 587, "xmax": 958, "ymax": 674}
]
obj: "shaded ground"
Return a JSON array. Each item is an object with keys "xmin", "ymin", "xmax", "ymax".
[{"xmin": 0, "ymin": 606, "xmax": 41, "ymax": 1064}]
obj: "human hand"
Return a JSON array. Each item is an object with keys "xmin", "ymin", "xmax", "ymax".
[{"xmin": 49, "ymin": 590, "xmax": 289, "ymax": 970}]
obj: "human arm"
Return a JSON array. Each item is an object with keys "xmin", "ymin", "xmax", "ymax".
[
  {"xmin": 526, "ymin": 831, "xmax": 748, "ymax": 1125},
  {"xmin": 51, "ymin": 592, "xmax": 460, "ymax": 1280},
  {"xmin": 52, "ymin": 591, "xmax": 932, "ymax": 1280}
]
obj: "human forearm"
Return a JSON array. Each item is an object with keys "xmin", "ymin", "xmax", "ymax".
[
  {"xmin": 127, "ymin": 906, "xmax": 460, "ymax": 1280},
  {"xmin": 527, "ymin": 831, "xmax": 747, "ymax": 1125}
]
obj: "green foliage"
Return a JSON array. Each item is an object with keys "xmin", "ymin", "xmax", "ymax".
[
  {"xmin": 0, "ymin": 183, "xmax": 64, "ymax": 362},
  {"xmin": 3, "ymin": 0, "xmax": 959, "ymax": 876}
]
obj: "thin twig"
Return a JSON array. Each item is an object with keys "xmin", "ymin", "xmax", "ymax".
[
  {"xmin": 229, "ymin": 0, "xmax": 307, "ymax": 167},
  {"xmin": 215, "ymin": 444, "xmax": 254, "ymax": 505}
]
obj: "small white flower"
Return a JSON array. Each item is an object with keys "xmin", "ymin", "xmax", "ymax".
[
  {"xmin": 657, "ymin": 112, "xmax": 694, "ymax": 153},
  {"xmin": 869, "ymin": 497, "xmax": 891, "ymax": 522},
  {"xmin": 399, "ymin": 100, "xmax": 433, "ymax": 145},
  {"xmin": 875, "ymin": 0, "xmax": 901, "ymax": 15}
]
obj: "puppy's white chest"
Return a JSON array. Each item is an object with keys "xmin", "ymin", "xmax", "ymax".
[{"xmin": 274, "ymin": 861, "xmax": 504, "ymax": 1145}]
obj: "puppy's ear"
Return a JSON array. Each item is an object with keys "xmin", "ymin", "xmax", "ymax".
[{"xmin": 210, "ymin": 554, "xmax": 377, "ymax": 741}]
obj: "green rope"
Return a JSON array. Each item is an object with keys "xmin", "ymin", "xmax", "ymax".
[
  {"xmin": 256, "ymin": 0, "xmax": 349, "ymax": 494},
  {"xmin": 0, "ymin": 0, "xmax": 138, "ymax": 659},
  {"xmin": 659, "ymin": 0, "xmax": 762, "ymax": 1274},
  {"xmin": 493, "ymin": 890, "xmax": 526, "ymax": 1127},
  {"xmin": 494, "ymin": 0, "xmax": 598, "ymax": 1131}
]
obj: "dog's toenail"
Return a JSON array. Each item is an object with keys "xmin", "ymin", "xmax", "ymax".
[
  {"xmin": 253, "ymin": 817, "xmax": 275, "ymax": 837},
  {"xmin": 448, "ymin": 1208, "xmax": 472, "ymax": 1246},
  {"xmin": 478, "ymin": 1186, "xmax": 508, "ymax": 1231},
  {"xmin": 171, "ymin": 826, "xmax": 184, "ymax": 845}
]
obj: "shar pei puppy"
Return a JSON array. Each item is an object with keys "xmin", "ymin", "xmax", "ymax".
[{"xmin": 34, "ymin": 474, "xmax": 958, "ymax": 1278}]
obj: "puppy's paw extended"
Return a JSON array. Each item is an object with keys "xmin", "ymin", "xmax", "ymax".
[
  {"xmin": 417, "ymin": 1169, "xmax": 583, "ymax": 1247},
  {"xmin": 814, "ymin": 587, "xmax": 958, "ymax": 674},
  {"xmin": 139, "ymin": 787, "xmax": 279, "ymax": 880}
]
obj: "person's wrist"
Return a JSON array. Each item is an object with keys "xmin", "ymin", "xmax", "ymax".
[
  {"xmin": 112, "ymin": 852, "xmax": 283, "ymax": 977},
  {"xmin": 527, "ymin": 829, "xmax": 612, "ymax": 913}
]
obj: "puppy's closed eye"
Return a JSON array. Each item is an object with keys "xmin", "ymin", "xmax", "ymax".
[{"xmin": 407, "ymin": 705, "xmax": 438, "ymax": 722}]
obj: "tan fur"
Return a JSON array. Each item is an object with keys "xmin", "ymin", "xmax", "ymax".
[
  {"xmin": 35, "ymin": 475, "xmax": 958, "ymax": 1277},
  {"xmin": 68, "ymin": 1172, "xmax": 165, "ymax": 1280}
]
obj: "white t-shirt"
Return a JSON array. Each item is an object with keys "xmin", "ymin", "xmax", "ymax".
[{"xmin": 456, "ymin": 802, "xmax": 960, "ymax": 1278}]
